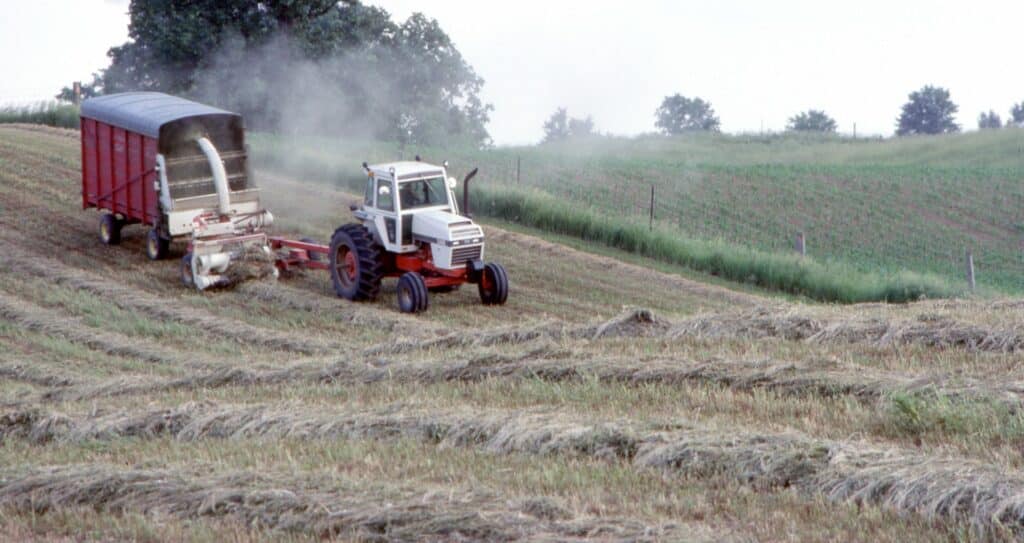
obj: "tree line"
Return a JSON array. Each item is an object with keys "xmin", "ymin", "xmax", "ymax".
[
  {"xmin": 58, "ymin": 1, "xmax": 1024, "ymax": 146},
  {"xmin": 543, "ymin": 85, "xmax": 1024, "ymax": 142},
  {"xmin": 58, "ymin": 0, "xmax": 492, "ymax": 146}
]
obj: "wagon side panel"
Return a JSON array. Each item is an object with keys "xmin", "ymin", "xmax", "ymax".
[
  {"xmin": 112, "ymin": 126, "xmax": 128, "ymax": 218},
  {"xmin": 95, "ymin": 121, "xmax": 112, "ymax": 213},
  {"xmin": 127, "ymin": 131, "xmax": 143, "ymax": 219},
  {"xmin": 81, "ymin": 117, "xmax": 98, "ymax": 210}
]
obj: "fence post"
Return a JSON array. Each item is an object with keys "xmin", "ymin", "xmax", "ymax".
[
  {"xmin": 516, "ymin": 156, "xmax": 521, "ymax": 185},
  {"xmin": 649, "ymin": 185, "xmax": 655, "ymax": 231},
  {"xmin": 795, "ymin": 232, "xmax": 806, "ymax": 257},
  {"xmin": 965, "ymin": 249, "xmax": 976, "ymax": 291}
]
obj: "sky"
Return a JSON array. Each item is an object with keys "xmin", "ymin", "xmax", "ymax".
[{"xmin": 2, "ymin": 0, "xmax": 1022, "ymax": 144}]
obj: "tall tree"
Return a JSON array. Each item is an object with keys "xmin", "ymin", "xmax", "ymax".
[
  {"xmin": 654, "ymin": 94, "xmax": 720, "ymax": 134},
  {"xmin": 542, "ymin": 108, "xmax": 569, "ymax": 142},
  {"xmin": 977, "ymin": 110, "xmax": 1002, "ymax": 130},
  {"xmin": 1010, "ymin": 101, "xmax": 1024, "ymax": 127},
  {"xmin": 786, "ymin": 109, "xmax": 837, "ymax": 132},
  {"xmin": 76, "ymin": 1, "xmax": 492, "ymax": 146},
  {"xmin": 895, "ymin": 85, "xmax": 959, "ymax": 136},
  {"xmin": 542, "ymin": 108, "xmax": 595, "ymax": 142}
]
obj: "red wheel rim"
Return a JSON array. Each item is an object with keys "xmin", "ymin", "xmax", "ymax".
[
  {"xmin": 344, "ymin": 251, "xmax": 357, "ymax": 281},
  {"xmin": 336, "ymin": 246, "xmax": 358, "ymax": 288}
]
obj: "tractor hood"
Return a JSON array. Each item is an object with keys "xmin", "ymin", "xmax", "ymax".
[{"xmin": 412, "ymin": 210, "xmax": 484, "ymax": 245}]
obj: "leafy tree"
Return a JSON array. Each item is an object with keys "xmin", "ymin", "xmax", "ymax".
[
  {"xmin": 542, "ymin": 108, "xmax": 569, "ymax": 142},
  {"xmin": 1010, "ymin": 102, "xmax": 1024, "ymax": 126},
  {"xmin": 79, "ymin": 0, "xmax": 492, "ymax": 145},
  {"xmin": 786, "ymin": 109, "xmax": 837, "ymax": 132},
  {"xmin": 895, "ymin": 85, "xmax": 959, "ymax": 136},
  {"xmin": 654, "ymin": 94, "xmax": 720, "ymax": 134},
  {"xmin": 542, "ymin": 108, "xmax": 595, "ymax": 142},
  {"xmin": 977, "ymin": 110, "xmax": 1002, "ymax": 130},
  {"xmin": 568, "ymin": 116, "xmax": 594, "ymax": 138}
]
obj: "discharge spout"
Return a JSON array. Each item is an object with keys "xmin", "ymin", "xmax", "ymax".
[{"xmin": 195, "ymin": 137, "xmax": 231, "ymax": 216}]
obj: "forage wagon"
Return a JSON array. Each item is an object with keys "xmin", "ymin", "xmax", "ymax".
[{"xmin": 79, "ymin": 92, "xmax": 508, "ymax": 312}]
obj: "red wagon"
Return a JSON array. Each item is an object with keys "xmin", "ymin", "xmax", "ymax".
[{"xmin": 80, "ymin": 92, "xmax": 268, "ymax": 261}]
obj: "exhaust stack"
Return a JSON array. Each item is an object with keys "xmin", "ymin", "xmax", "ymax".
[{"xmin": 461, "ymin": 168, "xmax": 478, "ymax": 218}]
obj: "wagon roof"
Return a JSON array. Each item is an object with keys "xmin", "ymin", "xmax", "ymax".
[{"xmin": 80, "ymin": 92, "xmax": 239, "ymax": 138}]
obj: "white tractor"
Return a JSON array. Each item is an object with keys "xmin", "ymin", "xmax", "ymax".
[{"xmin": 326, "ymin": 159, "xmax": 508, "ymax": 313}]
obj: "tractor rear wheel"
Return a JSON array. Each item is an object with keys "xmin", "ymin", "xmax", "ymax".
[
  {"xmin": 397, "ymin": 272, "xmax": 429, "ymax": 313},
  {"xmin": 146, "ymin": 228, "xmax": 170, "ymax": 260},
  {"xmin": 99, "ymin": 214, "xmax": 122, "ymax": 245},
  {"xmin": 478, "ymin": 262, "xmax": 509, "ymax": 305},
  {"xmin": 329, "ymin": 224, "xmax": 383, "ymax": 301}
]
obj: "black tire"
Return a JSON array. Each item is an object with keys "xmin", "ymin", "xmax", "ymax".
[
  {"xmin": 478, "ymin": 262, "xmax": 509, "ymax": 305},
  {"xmin": 180, "ymin": 253, "xmax": 195, "ymax": 288},
  {"xmin": 397, "ymin": 272, "xmax": 429, "ymax": 313},
  {"xmin": 299, "ymin": 237, "xmax": 322, "ymax": 262},
  {"xmin": 146, "ymin": 228, "xmax": 170, "ymax": 260},
  {"xmin": 329, "ymin": 223, "xmax": 383, "ymax": 301},
  {"xmin": 99, "ymin": 214, "xmax": 122, "ymax": 245}
]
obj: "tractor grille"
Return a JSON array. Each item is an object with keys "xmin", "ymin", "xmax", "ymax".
[{"xmin": 451, "ymin": 245, "xmax": 482, "ymax": 266}]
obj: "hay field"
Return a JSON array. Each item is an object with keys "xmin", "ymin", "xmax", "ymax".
[{"xmin": 3, "ymin": 124, "xmax": 1024, "ymax": 541}]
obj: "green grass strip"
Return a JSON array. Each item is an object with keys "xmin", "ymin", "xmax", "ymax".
[
  {"xmin": 0, "ymin": 102, "xmax": 79, "ymax": 129},
  {"xmin": 469, "ymin": 186, "xmax": 958, "ymax": 303}
]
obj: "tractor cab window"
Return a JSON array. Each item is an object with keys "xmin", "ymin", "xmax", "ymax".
[
  {"xmin": 376, "ymin": 179, "xmax": 394, "ymax": 211},
  {"xmin": 364, "ymin": 177, "xmax": 374, "ymax": 205},
  {"xmin": 399, "ymin": 177, "xmax": 448, "ymax": 210}
]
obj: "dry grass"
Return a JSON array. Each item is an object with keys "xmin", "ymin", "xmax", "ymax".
[
  {"xmin": 678, "ymin": 306, "xmax": 1024, "ymax": 353},
  {"xmin": 1, "ymin": 400, "xmax": 1021, "ymax": 538},
  {"xmin": 4, "ymin": 124, "xmax": 1024, "ymax": 541}
]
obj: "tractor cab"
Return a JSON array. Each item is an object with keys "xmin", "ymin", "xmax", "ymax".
[{"xmin": 355, "ymin": 161, "xmax": 483, "ymax": 270}]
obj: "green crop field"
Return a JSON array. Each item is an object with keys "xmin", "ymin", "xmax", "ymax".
[{"xmin": 253, "ymin": 128, "xmax": 1024, "ymax": 296}]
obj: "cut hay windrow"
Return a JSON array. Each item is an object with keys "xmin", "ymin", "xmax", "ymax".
[
  {"xmin": 0, "ymin": 465, "xmax": 675, "ymax": 541},
  {"xmin": 0, "ymin": 361, "xmax": 78, "ymax": 388},
  {"xmin": 0, "ymin": 244, "xmax": 344, "ymax": 355},
  {"xmin": 41, "ymin": 320, "xmax": 1024, "ymax": 414},
  {"xmin": 0, "ymin": 292, "xmax": 206, "ymax": 367},
  {"xmin": 675, "ymin": 308, "xmax": 1024, "ymax": 353},
  {"xmin": 2, "ymin": 401, "xmax": 1021, "ymax": 537},
  {"xmin": 236, "ymin": 281, "xmax": 444, "ymax": 336},
  {"xmin": 363, "ymin": 309, "xmax": 670, "ymax": 356}
]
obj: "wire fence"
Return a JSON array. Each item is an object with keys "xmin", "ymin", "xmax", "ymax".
[{"xmin": 476, "ymin": 155, "xmax": 1024, "ymax": 292}]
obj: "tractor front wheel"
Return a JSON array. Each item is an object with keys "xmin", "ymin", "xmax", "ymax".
[
  {"xmin": 397, "ymin": 272, "xmax": 429, "ymax": 313},
  {"xmin": 478, "ymin": 262, "xmax": 509, "ymax": 305},
  {"xmin": 146, "ymin": 228, "xmax": 170, "ymax": 260},
  {"xmin": 329, "ymin": 224, "xmax": 383, "ymax": 301},
  {"xmin": 99, "ymin": 214, "xmax": 122, "ymax": 245}
]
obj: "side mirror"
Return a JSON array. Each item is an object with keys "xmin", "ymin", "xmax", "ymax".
[{"xmin": 447, "ymin": 176, "xmax": 457, "ymax": 189}]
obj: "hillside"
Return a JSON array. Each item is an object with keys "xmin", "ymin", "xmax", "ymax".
[
  {"xmin": 255, "ymin": 128, "xmax": 1024, "ymax": 294},
  {"xmin": 6, "ymin": 124, "xmax": 1024, "ymax": 540}
]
